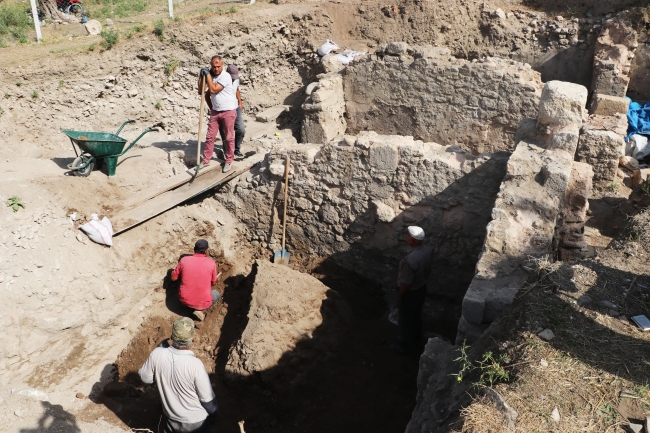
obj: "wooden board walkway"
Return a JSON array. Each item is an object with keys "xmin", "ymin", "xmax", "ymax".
[{"xmin": 113, "ymin": 159, "xmax": 257, "ymax": 235}]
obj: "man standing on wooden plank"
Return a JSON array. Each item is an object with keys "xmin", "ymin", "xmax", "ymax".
[
  {"xmin": 198, "ymin": 55, "xmax": 238, "ymax": 173},
  {"xmin": 220, "ymin": 64, "xmax": 246, "ymax": 161},
  {"xmin": 171, "ymin": 239, "xmax": 221, "ymax": 321}
]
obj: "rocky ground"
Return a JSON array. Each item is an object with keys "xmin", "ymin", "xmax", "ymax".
[{"xmin": 1, "ymin": 0, "xmax": 650, "ymax": 432}]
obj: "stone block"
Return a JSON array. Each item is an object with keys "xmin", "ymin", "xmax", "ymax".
[
  {"xmin": 373, "ymin": 200, "xmax": 395, "ymax": 222},
  {"xmin": 632, "ymin": 168, "xmax": 650, "ymax": 186},
  {"xmin": 386, "ymin": 42, "xmax": 409, "ymax": 55},
  {"xmin": 576, "ymin": 129, "xmax": 625, "ymax": 189},
  {"xmin": 256, "ymin": 105, "xmax": 288, "ymax": 123},
  {"xmin": 548, "ymin": 131, "xmax": 580, "ymax": 154},
  {"xmin": 84, "ymin": 20, "xmax": 102, "ymax": 36},
  {"xmin": 368, "ymin": 141, "xmax": 399, "ymax": 171},
  {"xmin": 513, "ymin": 118, "xmax": 537, "ymax": 145},
  {"xmin": 537, "ymin": 81, "xmax": 588, "ymax": 128},
  {"xmin": 455, "ymin": 316, "xmax": 489, "ymax": 345},
  {"xmin": 462, "ymin": 275, "xmax": 527, "ymax": 324},
  {"xmin": 590, "ymin": 93, "xmax": 630, "ymax": 116}
]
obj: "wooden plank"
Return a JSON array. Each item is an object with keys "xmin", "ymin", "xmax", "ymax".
[
  {"xmin": 113, "ymin": 160, "xmax": 256, "ymax": 235},
  {"xmin": 121, "ymin": 160, "xmax": 223, "ymax": 209}
]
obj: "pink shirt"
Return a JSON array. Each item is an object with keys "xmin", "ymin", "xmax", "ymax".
[{"xmin": 172, "ymin": 254, "xmax": 217, "ymax": 310}]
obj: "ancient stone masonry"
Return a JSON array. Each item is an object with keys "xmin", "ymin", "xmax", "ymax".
[
  {"xmin": 215, "ymin": 132, "xmax": 508, "ymax": 299},
  {"xmin": 571, "ymin": 17, "xmax": 637, "ymax": 191},
  {"xmin": 301, "ymin": 72, "xmax": 347, "ymax": 144},
  {"xmin": 575, "ymin": 127, "xmax": 625, "ymax": 191},
  {"xmin": 457, "ymin": 81, "xmax": 589, "ymax": 344},
  {"xmin": 343, "ymin": 45, "xmax": 543, "ymax": 155},
  {"xmin": 556, "ymin": 162, "xmax": 593, "ymax": 262},
  {"xmin": 590, "ymin": 18, "xmax": 638, "ymax": 103}
]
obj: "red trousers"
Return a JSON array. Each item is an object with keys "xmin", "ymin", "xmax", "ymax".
[{"xmin": 203, "ymin": 109, "xmax": 236, "ymax": 165}]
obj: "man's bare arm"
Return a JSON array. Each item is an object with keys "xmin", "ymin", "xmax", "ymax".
[
  {"xmin": 236, "ymin": 88, "xmax": 243, "ymax": 109},
  {"xmin": 205, "ymin": 75, "xmax": 225, "ymax": 95}
]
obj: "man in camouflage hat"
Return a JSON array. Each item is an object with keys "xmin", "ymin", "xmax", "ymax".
[{"xmin": 139, "ymin": 317, "xmax": 220, "ymax": 433}]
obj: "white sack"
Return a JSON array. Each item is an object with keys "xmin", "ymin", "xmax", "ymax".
[
  {"xmin": 80, "ymin": 214, "xmax": 114, "ymax": 246},
  {"xmin": 628, "ymin": 134, "xmax": 650, "ymax": 160},
  {"xmin": 317, "ymin": 39, "xmax": 340, "ymax": 57}
]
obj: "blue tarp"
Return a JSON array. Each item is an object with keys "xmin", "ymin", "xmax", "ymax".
[{"xmin": 627, "ymin": 97, "xmax": 650, "ymax": 140}]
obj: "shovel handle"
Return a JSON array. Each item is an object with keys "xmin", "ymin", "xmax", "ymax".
[
  {"xmin": 197, "ymin": 77, "xmax": 206, "ymax": 168},
  {"xmin": 281, "ymin": 155, "xmax": 290, "ymax": 250}
]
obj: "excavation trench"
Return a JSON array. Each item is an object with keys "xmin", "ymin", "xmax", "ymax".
[{"xmin": 96, "ymin": 256, "xmax": 433, "ymax": 433}]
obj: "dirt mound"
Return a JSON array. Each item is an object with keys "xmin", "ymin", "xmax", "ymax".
[{"xmin": 225, "ymin": 260, "xmax": 346, "ymax": 386}]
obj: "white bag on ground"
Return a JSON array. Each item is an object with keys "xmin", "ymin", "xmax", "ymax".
[
  {"xmin": 80, "ymin": 214, "xmax": 114, "ymax": 246},
  {"xmin": 317, "ymin": 39, "xmax": 340, "ymax": 57},
  {"xmin": 628, "ymin": 134, "xmax": 650, "ymax": 160},
  {"xmin": 334, "ymin": 49, "xmax": 366, "ymax": 65}
]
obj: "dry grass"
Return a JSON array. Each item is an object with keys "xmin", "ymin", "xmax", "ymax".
[
  {"xmin": 454, "ymin": 241, "xmax": 650, "ymax": 432},
  {"xmin": 457, "ymin": 395, "xmax": 508, "ymax": 433}
]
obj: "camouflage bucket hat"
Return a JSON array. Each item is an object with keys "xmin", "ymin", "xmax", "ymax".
[{"xmin": 171, "ymin": 317, "xmax": 195, "ymax": 344}]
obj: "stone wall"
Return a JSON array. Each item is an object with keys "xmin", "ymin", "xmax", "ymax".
[
  {"xmin": 301, "ymin": 72, "xmax": 347, "ymax": 144},
  {"xmin": 557, "ymin": 162, "xmax": 593, "ymax": 262},
  {"xmin": 214, "ymin": 132, "xmax": 508, "ymax": 299},
  {"xmin": 457, "ymin": 81, "xmax": 588, "ymax": 344},
  {"xmin": 342, "ymin": 46, "xmax": 543, "ymax": 155}
]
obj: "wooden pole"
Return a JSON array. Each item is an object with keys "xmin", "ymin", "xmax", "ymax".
[
  {"xmin": 281, "ymin": 154, "xmax": 290, "ymax": 252},
  {"xmin": 30, "ymin": 0, "xmax": 42, "ymax": 42},
  {"xmin": 196, "ymin": 76, "xmax": 206, "ymax": 171}
]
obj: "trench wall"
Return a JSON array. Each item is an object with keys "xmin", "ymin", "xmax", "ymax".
[
  {"xmin": 214, "ymin": 133, "xmax": 508, "ymax": 298},
  {"xmin": 343, "ymin": 47, "xmax": 543, "ymax": 155}
]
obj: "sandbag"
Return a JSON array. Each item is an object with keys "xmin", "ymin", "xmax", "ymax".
[
  {"xmin": 317, "ymin": 39, "xmax": 339, "ymax": 57},
  {"xmin": 80, "ymin": 214, "xmax": 114, "ymax": 246},
  {"xmin": 628, "ymin": 134, "xmax": 650, "ymax": 160}
]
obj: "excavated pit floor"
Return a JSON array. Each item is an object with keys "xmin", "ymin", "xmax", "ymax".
[{"xmin": 86, "ymin": 258, "xmax": 430, "ymax": 433}]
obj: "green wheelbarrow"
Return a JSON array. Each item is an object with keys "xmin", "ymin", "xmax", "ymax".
[{"xmin": 62, "ymin": 120, "xmax": 158, "ymax": 177}]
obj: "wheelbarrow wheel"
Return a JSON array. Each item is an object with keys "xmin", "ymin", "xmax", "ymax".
[{"xmin": 71, "ymin": 155, "xmax": 94, "ymax": 177}]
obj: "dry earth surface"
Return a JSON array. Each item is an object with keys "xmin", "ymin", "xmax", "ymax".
[{"xmin": 1, "ymin": 0, "xmax": 650, "ymax": 432}]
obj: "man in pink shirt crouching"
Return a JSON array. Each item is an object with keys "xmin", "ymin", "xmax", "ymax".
[{"xmin": 171, "ymin": 239, "xmax": 221, "ymax": 321}]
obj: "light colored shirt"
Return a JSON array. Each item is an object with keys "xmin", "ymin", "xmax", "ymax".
[
  {"xmin": 171, "ymin": 254, "xmax": 217, "ymax": 310},
  {"xmin": 210, "ymin": 70, "xmax": 238, "ymax": 112},
  {"xmin": 397, "ymin": 245, "xmax": 433, "ymax": 290},
  {"xmin": 139, "ymin": 346, "xmax": 216, "ymax": 424},
  {"xmin": 232, "ymin": 78, "xmax": 240, "ymax": 91}
]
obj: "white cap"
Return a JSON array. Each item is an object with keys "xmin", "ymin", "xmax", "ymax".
[{"xmin": 408, "ymin": 226, "xmax": 425, "ymax": 240}]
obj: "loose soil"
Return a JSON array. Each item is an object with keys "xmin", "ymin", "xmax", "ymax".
[{"xmin": 84, "ymin": 259, "xmax": 421, "ymax": 433}]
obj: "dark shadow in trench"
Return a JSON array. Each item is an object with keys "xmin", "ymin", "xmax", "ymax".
[{"xmin": 87, "ymin": 148, "xmax": 509, "ymax": 433}]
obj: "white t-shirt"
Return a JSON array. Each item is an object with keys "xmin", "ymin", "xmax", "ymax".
[
  {"xmin": 232, "ymin": 78, "xmax": 240, "ymax": 91},
  {"xmin": 210, "ymin": 70, "xmax": 238, "ymax": 112},
  {"xmin": 139, "ymin": 346, "xmax": 216, "ymax": 424}
]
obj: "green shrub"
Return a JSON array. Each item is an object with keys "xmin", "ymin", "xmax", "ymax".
[
  {"xmin": 100, "ymin": 29, "xmax": 119, "ymax": 49},
  {"xmin": 0, "ymin": 4, "xmax": 31, "ymax": 36},
  {"xmin": 31, "ymin": 90, "xmax": 38, "ymax": 99},
  {"xmin": 10, "ymin": 27, "xmax": 27, "ymax": 44},
  {"xmin": 125, "ymin": 23, "xmax": 147, "ymax": 38},
  {"xmin": 85, "ymin": 0, "xmax": 149, "ymax": 19},
  {"xmin": 164, "ymin": 56, "xmax": 179, "ymax": 75},
  {"xmin": 153, "ymin": 19, "xmax": 164, "ymax": 41}
]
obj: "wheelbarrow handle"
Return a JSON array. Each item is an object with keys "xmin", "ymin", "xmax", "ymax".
[
  {"xmin": 117, "ymin": 128, "xmax": 159, "ymax": 157},
  {"xmin": 115, "ymin": 120, "xmax": 136, "ymax": 136}
]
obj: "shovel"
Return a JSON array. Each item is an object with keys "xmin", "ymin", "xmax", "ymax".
[
  {"xmin": 273, "ymin": 155, "xmax": 291, "ymax": 265},
  {"xmin": 190, "ymin": 75, "xmax": 207, "ymax": 184}
]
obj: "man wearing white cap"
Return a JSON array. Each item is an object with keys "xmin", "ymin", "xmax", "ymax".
[{"xmin": 391, "ymin": 226, "xmax": 433, "ymax": 354}]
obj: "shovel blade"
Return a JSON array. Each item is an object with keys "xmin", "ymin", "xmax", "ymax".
[{"xmin": 273, "ymin": 249, "xmax": 290, "ymax": 265}]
